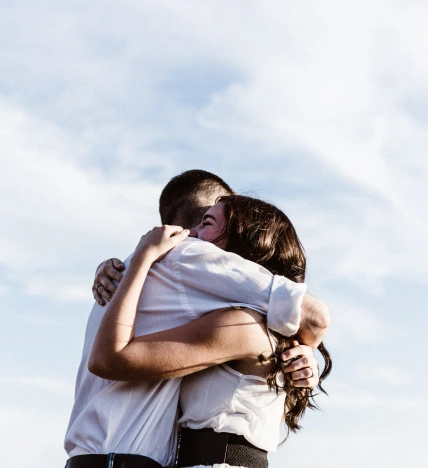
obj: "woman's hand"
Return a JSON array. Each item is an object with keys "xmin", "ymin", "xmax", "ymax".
[
  {"xmin": 134, "ymin": 225, "xmax": 190, "ymax": 264},
  {"xmin": 90, "ymin": 225, "xmax": 189, "ymax": 378},
  {"xmin": 281, "ymin": 340, "xmax": 319, "ymax": 388}
]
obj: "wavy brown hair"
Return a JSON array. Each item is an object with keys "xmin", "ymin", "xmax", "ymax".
[{"xmin": 217, "ymin": 194, "xmax": 332, "ymax": 436}]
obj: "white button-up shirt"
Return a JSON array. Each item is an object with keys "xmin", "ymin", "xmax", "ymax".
[{"xmin": 64, "ymin": 238, "xmax": 306, "ymax": 467}]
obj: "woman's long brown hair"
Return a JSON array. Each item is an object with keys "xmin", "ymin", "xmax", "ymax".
[{"xmin": 217, "ymin": 194, "xmax": 332, "ymax": 436}]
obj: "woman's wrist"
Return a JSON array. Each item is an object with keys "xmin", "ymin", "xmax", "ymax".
[{"xmin": 131, "ymin": 246, "xmax": 157, "ymax": 268}]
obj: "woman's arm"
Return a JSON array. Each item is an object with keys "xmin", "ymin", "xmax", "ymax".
[
  {"xmin": 89, "ymin": 226, "xmax": 323, "ymax": 386},
  {"xmin": 89, "ymin": 306, "xmax": 272, "ymax": 381},
  {"xmin": 88, "ymin": 225, "xmax": 189, "ymax": 379},
  {"xmin": 90, "ymin": 298, "xmax": 320, "ymax": 387}
]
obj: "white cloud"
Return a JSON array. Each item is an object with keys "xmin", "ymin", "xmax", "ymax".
[
  {"xmin": 3, "ymin": 0, "xmax": 427, "ymax": 303},
  {"xmin": 269, "ymin": 430, "xmax": 426, "ymax": 468},
  {"xmin": 0, "ymin": 97, "xmax": 163, "ymax": 301},
  {"xmin": 1, "ymin": 376, "xmax": 74, "ymax": 395},
  {"xmin": 18, "ymin": 313, "xmax": 64, "ymax": 326},
  {"xmin": 277, "ymin": 190, "xmax": 428, "ymax": 295},
  {"xmin": 0, "ymin": 407, "xmax": 68, "ymax": 467},
  {"xmin": 1, "ymin": 2, "xmax": 428, "ymax": 467},
  {"xmin": 0, "ymin": 284, "xmax": 11, "ymax": 295},
  {"xmin": 322, "ymin": 389, "xmax": 428, "ymax": 412},
  {"xmin": 355, "ymin": 365, "xmax": 412, "ymax": 387},
  {"xmin": 327, "ymin": 301, "xmax": 391, "ymax": 345}
]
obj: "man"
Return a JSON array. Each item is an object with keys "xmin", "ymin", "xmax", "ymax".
[{"xmin": 65, "ymin": 170, "xmax": 329, "ymax": 468}]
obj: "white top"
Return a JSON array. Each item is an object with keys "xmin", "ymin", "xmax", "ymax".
[
  {"xmin": 64, "ymin": 238, "xmax": 306, "ymax": 467},
  {"xmin": 178, "ymin": 338, "xmax": 285, "ymax": 452}
]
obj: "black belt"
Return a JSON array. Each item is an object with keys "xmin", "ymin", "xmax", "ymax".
[
  {"xmin": 176, "ymin": 428, "xmax": 268, "ymax": 468},
  {"xmin": 65, "ymin": 454, "xmax": 162, "ymax": 468}
]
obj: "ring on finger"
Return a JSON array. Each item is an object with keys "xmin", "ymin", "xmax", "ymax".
[{"xmin": 96, "ymin": 283, "xmax": 104, "ymax": 292}]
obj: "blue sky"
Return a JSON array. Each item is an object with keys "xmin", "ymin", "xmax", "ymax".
[{"xmin": 1, "ymin": 1, "xmax": 427, "ymax": 466}]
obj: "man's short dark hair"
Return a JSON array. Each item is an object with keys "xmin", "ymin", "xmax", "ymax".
[{"xmin": 159, "ymin": 169, "xmax": 234, "ymax": 228}]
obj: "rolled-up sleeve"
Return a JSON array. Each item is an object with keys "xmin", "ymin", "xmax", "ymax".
[
  {"xmin": 165, "ymin": 239, "xmax": 306, "ymax": 336},
  {"xmin": 267, "ymin": 275, "xmax": 307, "ymax": 336}
]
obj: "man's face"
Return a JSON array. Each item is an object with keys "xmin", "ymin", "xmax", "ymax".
[{"xmin": 189, "ymin": 202, "xmax": 227, "ymax": 249}]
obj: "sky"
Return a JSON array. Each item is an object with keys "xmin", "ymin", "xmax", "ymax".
[{"xmin": 1, "ymin": 0, "xmax": 427, "ymax": 466}]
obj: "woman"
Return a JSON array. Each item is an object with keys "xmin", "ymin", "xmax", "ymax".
[{"xmin": 90, "ymin": 195, "xmax": 331, "ymax": 468}]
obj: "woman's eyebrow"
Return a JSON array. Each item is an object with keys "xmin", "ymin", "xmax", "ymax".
[{"xmin": 202, "ymin": 214, "xmax": 216, "ymax": 222}]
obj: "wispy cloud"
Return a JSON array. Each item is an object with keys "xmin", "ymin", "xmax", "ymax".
[
  {"xmin": 0, "ymin": 98, "xmax": 163, "ymax": 300},
  {"xmin": 18, "ymin": 313, "xmax": 64, "ymax": 326},
  {"xmin": 355, "ymin": 365, "xmax": 412, "ymax": 387},
  {"xmin": 329, "ymin": 302, "xmax": 391, "ymax": 345},
  {"xmin": 0, "ymin": 406, "xmax": 69, "ymax": 467},
  {"xmin": 1, "ymin": 3, "xmax": 428, "ymax": 467},
  {"xmin": 0, "ymin": 284, "xmax": 10, "ymax": 296},
  {"xmin": 2, "ymin": 0, "xmax": 428, "ymax": 304},
  {"xmin": 322, "ymin": 390, "xmax": 428, "ymax": 412},
  {"xmin": 1, "ymin": 376, "xmax": 74, "ymax": 395}
]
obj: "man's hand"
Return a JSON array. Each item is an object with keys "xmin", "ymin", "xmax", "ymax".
[
  {"xmin": 281, "ymin": 340, "xmax": 319, "ymax": 389},
  {"xmin": 92, "ymin": 258, "xmax": 125, "ymax": 305}
]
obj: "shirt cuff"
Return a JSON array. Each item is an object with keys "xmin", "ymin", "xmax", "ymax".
[{"xmin": 267, "ymin": 275, "xmax": 307, "ymax": 336}]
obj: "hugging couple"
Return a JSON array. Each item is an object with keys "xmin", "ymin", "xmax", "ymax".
[{"xmin": 64, "ymin": 169, "xmax": 331, "ymax": 468}]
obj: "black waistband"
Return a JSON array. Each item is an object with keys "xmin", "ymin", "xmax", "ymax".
[
  {"xmin": 65, "ymin": 454, "xmax": 162, "ymax": 468},
  {"xmin": 176, "ymin": 428, "xmax": 268, "ymax": 468}
]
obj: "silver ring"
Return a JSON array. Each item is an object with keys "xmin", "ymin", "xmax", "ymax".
[
  {"xmin": 309, "ymin": 368, "xmax": 314, "ymax": 378},
  {"xmin": 96, "ymin": 283, "xmax": 103, "ymax": 292}
]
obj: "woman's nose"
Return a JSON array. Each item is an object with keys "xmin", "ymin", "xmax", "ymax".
[{"xmin": 189, "ymin": 227, "xmax": 198, "ymax": 238}]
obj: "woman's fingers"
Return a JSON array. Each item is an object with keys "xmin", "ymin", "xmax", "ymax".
[
  {"xmin": 160, "ymin": 225, "xmax": 187, "ymax": 239},
  {"xmin": 155, "ymin": 227, "xmax": 190, "ymax": 261},
  {"xmin": 282, "ymin": 354, "xmax": 317, "ymax": 373},
  {"xmin": 136, "ymin": 226, "xmax": 190, "ymax": 262},
  {"xmin": 291, "ymin": 365, "xmax": 317, "ymax": 380},
  {"xmin": 281, "ymin": 343, "xmax": 310, "ymax": 362},
  {"xmin": 291, "ymin": 366, "xmax": 320, "ymax": 388},
  {"xmin": 281, "ymin": 342, "xmax": 320, "ymax": 389},
  {"xmin": 169, "ymin": 227, "xmax": 190, "ymax": 244}
]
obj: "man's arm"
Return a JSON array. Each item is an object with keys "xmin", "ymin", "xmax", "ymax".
[
  {"xmin": 168, "ymin": 240, "xmax": 329, "ymax": 347},
  {"xmin": 298, "ymin": 295, "xmax": 331, "ymax": 349},
  {"xmin": 166, "ymin": 238, "xmax": 307, "ymax": 336},
  {"xmin": 91, "ymin": 248, "xmax": 330, "ymax": 349},
  {"xmin": 89, "ymin": 233, "xmax": 325, "ymax": 386}
]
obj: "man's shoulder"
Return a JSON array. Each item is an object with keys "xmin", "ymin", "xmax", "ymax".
[
  {"xmin": 163, "ymin": 238, "xmax": 231, "ymax": 263},
  {"xmin": 123, "ymin": 251, "xmax": 136, "ymax": 267},
  {"xmin": 180, "ymin": 237, "xmax": 222, "ymax": 253},
  {"xmin": 164, "ymin": 239, "xmax": 266, "ymax": 274}
]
